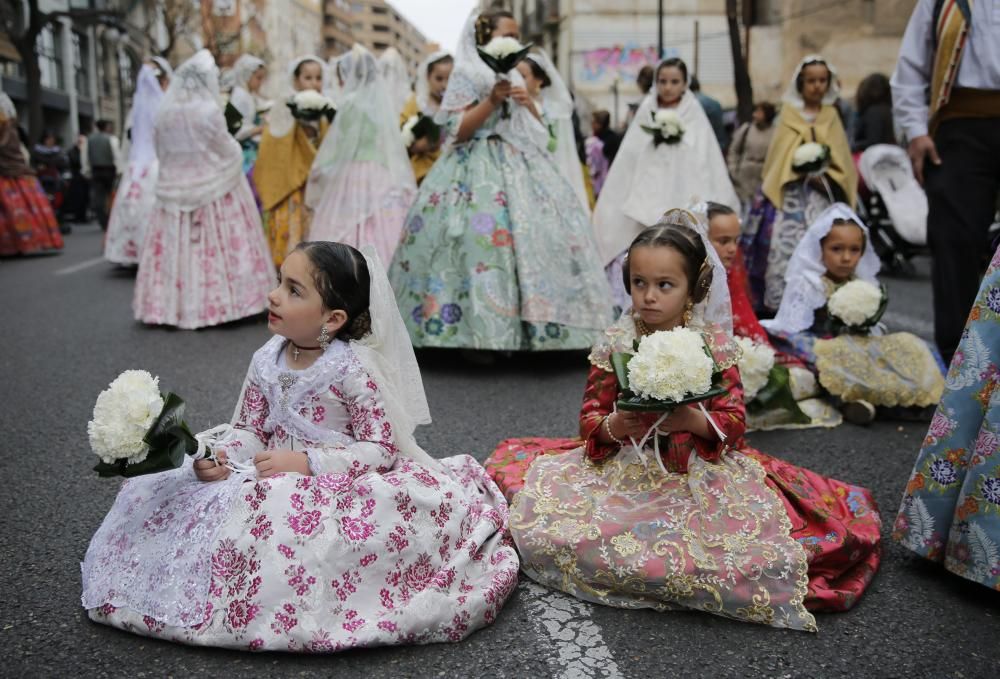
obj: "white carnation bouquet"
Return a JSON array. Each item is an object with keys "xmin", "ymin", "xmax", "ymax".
[
  {"xmin": 610, "ymin": 327, "xmax": 725, "ymax": 474},
  {"xmin": 792, "ymin": 142, "xmax": 831, "ymax": 176},
  {"xmin": 88, "ymin": 370, "xmax": 249, "ymax": 478},
  {"xmin": 640, "ymin": 109, "xmax": 685, "ymax": 146},
  {"xmin": 400, "ymin": 112, "xmax": 441, "ymax": 149},
  {"xmin": 401, "ymin": 115, "xmax": 419, "ymax": 148},
  {"xmin": 476, "ymin": 36, "xmax": 533, "ymax": 119},
  {"xmin": 825, "ymin": 279, "xmax": 887, "ymax": 333},
  {"xmin": 734, "ymin": 337, "xmax": 774, "ymax": 402},
  {"xmin": 287, "ymin": 89, "xmax": 336, "ymax": 122}
]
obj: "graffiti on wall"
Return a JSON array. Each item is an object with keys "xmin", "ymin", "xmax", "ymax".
[{"xmin": 576, "ymin": 43, "xmax": 680, "ymax": 84}]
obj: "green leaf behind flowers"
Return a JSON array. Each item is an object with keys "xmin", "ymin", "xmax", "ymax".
[{"xmin": 747, "ymin": 365, "xmax": 810, "ymax": 424}]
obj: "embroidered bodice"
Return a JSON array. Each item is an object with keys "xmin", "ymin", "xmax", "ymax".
[{"xmin": 214, "ymin": 336, "xmax": 398, "ymax": 478}]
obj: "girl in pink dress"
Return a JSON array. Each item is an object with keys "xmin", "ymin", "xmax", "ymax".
[
  {"xmin": 133, "ymin": 50, "xmax": 274, "ymax": 329},
  {"xmin": 84, "ymin": 241, "xmax": 518, "ymax": 651}
]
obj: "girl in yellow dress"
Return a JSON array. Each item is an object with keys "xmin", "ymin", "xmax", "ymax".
[
  {"xmin": 399, "ymin": 51, "xmax": 452, "ymax": 185},
  {"xmin": 255, "ymin": 55, "xmax": 330, "ymax": 267}
]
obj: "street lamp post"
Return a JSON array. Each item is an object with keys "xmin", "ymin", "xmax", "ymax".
[{"xmin": 657, "ymin": 0, "xmax": 663, "ymax": 59}]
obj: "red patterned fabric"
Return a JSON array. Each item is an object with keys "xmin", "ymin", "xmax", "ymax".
[
  {"xmin": 0, "ymin": 174, "xmax": 63, "ymax": 255},
  {"xmin": 729, "ymin": 248, "xmax": 804, "ymax": 368},
  {"xmin": 484, "ymin": 362, "xmax": 881, "ymax": 612}
]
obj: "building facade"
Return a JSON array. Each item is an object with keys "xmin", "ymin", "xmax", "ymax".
[
  {"xmin": 1, "ymin": 0, "xmax": 154, "ymax": 144},
  {"xmin": 322, "ymin": 0, "xmax": 433, "ymax": 77}
]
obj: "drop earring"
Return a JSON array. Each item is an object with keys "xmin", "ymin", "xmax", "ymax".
[
  {"xmin": 682, "ymin": 300, "xmax": 694, "ymax": 326},
  {"xmin": 317, "ymin": 325, "xmax": 331, "ymax": 350}
]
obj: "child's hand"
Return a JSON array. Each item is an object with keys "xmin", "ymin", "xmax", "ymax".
[
  {"xmin": 661, "ymin": 405, "xmax": 715, "ymax": 440},
  {"xmin": 194, "ymin": 452, "xmax": 230, "ymax": 483},
  {"xmin": 254, "ymin": 449, "xmax": 311, "ymax": 479},
  {"xmin": 610, "ymin": 411, "xmax": 648, "ymax": 440},
  {"xmin": 409, "ymin": 136, "xmax": 431, "ymax": 154},
  {"xmin": 509, "ymin": 86, "xmax": 532, "ymax": 107}
]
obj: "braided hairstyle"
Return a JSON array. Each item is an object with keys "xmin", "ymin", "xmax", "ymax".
[
  {"xmin": 622, "ymin": 223, "xmax": 713, "ymax": 304},
  {"xmin": 705, "ymin": 201, "xmax": 736, "ymax": 223},
  {"xmin": 823, "ymin": 217, "xmax": 869, "ymax": 254},
  {"xmin": 294, "ymin": 241, "xmax": 372, "ymax": 341},
  {"xmin": 475, "ymin": 9, "xmax": 515, "ymax": 46}
]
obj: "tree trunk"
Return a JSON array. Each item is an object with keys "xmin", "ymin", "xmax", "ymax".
[{"xmin": 726, "ymin": 0, "xmax": 754, "ymax": 124}]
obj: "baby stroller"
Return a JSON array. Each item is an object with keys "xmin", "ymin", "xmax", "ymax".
[{"xmin": 856, "ymin": 144, "xmax": 928, "ymax": 276}]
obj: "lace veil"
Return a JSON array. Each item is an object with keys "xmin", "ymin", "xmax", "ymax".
[
  {"xmin": 352, "ymin": 247, "xmax": 441, "ymax": 471},
  {"xmin": 782, "ymin": 54, "xmax": 841, "ymax": 110},
  {"xmin": 438, "ymin": 9, "xmax": 548, "ymax": 152},
  {"xmin": 761, "ymin": 202, "xmax": 881, "ymax": 335},
  {"xmin": 304, "ymin": 44, "xmax": 415, "ymax": 213},
  {"xmin": 268, "ymin": 54, "xmax": 327, "ymax": 139},
  {"xmin": 524, "ymin": 48, "xmax": 589, "ymax": 213},
  {"xmin": 378, "ymin": 47, "xmax": 411, "ymax": 118},
  {"xmin": 154, "ymin": 49, "xmax": 243, "ymax": 211},
  {"xmin": 415, "ymin": 50, "xmax": 451, "ymax": 115},
  {"xmin": 230, "ymin": 54, "xmax": 266, "ymax": 124},
  {"xmin": 125, "ymin": 64, "xmax": 164, "ymax": 169}
]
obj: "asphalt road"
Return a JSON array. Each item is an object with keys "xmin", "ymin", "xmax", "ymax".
[{"xmin": 2, "ymin": 223, "xmax": 998, "ymax": 679}]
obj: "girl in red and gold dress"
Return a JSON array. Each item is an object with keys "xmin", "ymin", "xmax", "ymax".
[
  {"xmin": 485, "ymin": 209, "xmax": 881, "ymax": 631},
  {"xmin": 0, "ymin": 90, "xmax": 63, "ymax": 256}
]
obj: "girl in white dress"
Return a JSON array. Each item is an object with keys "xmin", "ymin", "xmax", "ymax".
[
  {"xmin": 306, "ymin": 45, "xmax": 416, "ymax": 265},
  {"xmin": 104, "ymin": 61, "xmax": 168, "ymax": 265},
  {"xmin": 594, "ymin": 57, "xmax": 739, "ymax": 302},
  {"xmin": 84, "ymin": 241, "xmax": 519, "ymax": 651},
  {"xmin": 516, "ymin": 49, "xmax": 590, "ymax": 215},
  {"xmin": 132, "ymin": 50, "xmax": 274, "ymax": 329}
]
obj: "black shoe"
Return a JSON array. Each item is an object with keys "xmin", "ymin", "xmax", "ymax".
[
  {"xmin": 877, "ymin": 404, "xmax": 935, "ymax": 422},
  {"xmin": 841, "ymin": 399, "xmax": 876, "ymax": 426}
]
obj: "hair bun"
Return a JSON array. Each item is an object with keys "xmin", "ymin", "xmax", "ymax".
[{"xmin": 341, "ymin": 309, "xmax": 372, "ymax": 341}]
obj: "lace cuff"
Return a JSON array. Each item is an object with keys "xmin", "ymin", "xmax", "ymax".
[{"xmin": 303, "ymin": 441, "xmax": 395, "ymax": 478}]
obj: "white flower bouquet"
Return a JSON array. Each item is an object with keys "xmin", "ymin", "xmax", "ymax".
[
  {"xmin": 89, "ymin": 370, "xmax": 210, "ymax": 478},
  {"xmin": 286, "ymin": 90, "xmax": 336, "ymax": 122},
  {"xmin": 825, "ymin": 279, "xmax": 887, "ymax": 334},
  {"xmin": 476, "ymin": 36, "xmax": 533, "ymax": 119},
  {"xmin": 611, "ymin": 327, "xmax": 723, "ymax": 412},
  {"xmin": 792, "ymin": 142, "xmax": 831, "ymax": 176},
  {"xmin": 640, "ymin": 109, "xmax": 685, "ymax": 147},
  {"xmin": 734, "ymin": 337, "xmax": 774, "ymax": 402},
  {"xmin": 400, "ymin": 112, "xmax": 441, "ymax": 149}
]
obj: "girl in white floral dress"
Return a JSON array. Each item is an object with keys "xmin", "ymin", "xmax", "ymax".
[{"xmin": 83, "ymin": 241, "xmax": 519, "ymax": 651}]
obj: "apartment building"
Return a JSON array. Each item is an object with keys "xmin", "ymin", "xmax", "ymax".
[{"xmin": 322, "ymin": 0, "xmax": 432, "ymax": 76}]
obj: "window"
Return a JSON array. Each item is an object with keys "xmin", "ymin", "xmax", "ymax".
[
  {"xmin": 119, "ymin": 48, "xmax": 137, "ymax": 110},
  {"xmin": 73, "ymin": 31, "xmax": 90, "ymax": 98},
  {"xmin": 373, "ymin": 41, "xmax": 389, "ymax": 50},
  {"xmin": 373, "ymin": 23, "xmax": 389, "ymax": 32},
  {"xmin": 36, "ymin": 25, "xmax": 64, "ymax": 90},
  {"xmin": 372, "ymin": 6, "xmax": 388, "ymax": 14}
]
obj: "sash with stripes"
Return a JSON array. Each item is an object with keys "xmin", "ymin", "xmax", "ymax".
[{"xmin": 929, "ymin": 0, "xmax": 973, "ymax": 129}]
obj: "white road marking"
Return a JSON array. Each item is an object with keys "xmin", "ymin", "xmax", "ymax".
[
  {"xmin": 54, "ymin": 256, "xmax": 105, "ymax": 276},
  {"xmin": 521, "ymin": 581, "xmax": 622, "ymax": 679}
]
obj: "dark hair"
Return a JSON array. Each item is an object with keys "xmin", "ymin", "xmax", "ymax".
[
  {"xmin": 96, "ymin": 119, "xmax": 112, "ymax": 132},
  {"xmin": 622, "ymin": 222, "xmax": 713, "ymax": 303},
  {"xmin": 523, "ymin": 57, "xmax": 551, "ymax": 88},
  {"xmin": 689, "ymin": 74, "xmax": 701, "ymax": 92},
  {"xmin": 705, "ymin": 201, "xmax": 736, "ymax": 222},
  {"xmin": 475, "ymin": 9, "xmax": 515, "ymax": 46},
  {"xmin": 754, "ymin": 101, "xmax": 777, "ymax": 124},
  {"xmin": 293, "ymin": 58, "xmax": 322, "ymax": 79},
  {"xmin": 636, "ymin": 65, "xmax": 654, "ymax": 93},
  {"xmin": 426, "ymin": 54, "xmax": 454, "ymax": 76},
  {"xmin": 40, "ymin": 129, "xmax": 58, "ymax": 144},
  {"xmin": 855, "ymin": 73, "xmax": 891, "ymax": 113},
  {"xmin": 822, "ymin": 218, "xmax": 868, "ymax": 254},
  {"xmin": 591, "ymin": 109, "xmax": 610, "ymax": 131},
  {"xmin": 294, "ymin": 241, "xmax": 372, "ymax": 340},
  {"xmin": 656, "ymin": 58, "xmax": 688, "ymax": 85},
  {"xmin": 795, "ymin": 58, "xmax": 830, "ymax": 94}
]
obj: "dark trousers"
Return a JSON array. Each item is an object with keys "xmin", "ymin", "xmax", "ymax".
[
  {"xmin": 90, "ymin": 165, "xmax": 116, "ymax": 230},
  {"xmin": 925, "ymin": 117, "xmax": 1000, "ymax": 364}
]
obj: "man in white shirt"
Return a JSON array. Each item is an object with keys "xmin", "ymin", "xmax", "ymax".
[{"xmin": 891, "ymin": 0, "xmax": 1000, "ymax": 363}]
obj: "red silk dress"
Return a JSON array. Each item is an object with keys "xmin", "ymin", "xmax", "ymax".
[{"xmin": 485, "ymin": 320, "xmax": 881, "ymax": 623}]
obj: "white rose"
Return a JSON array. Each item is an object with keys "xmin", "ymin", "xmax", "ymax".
[
  {"xmin": 401, "ymin": 115, "xmax": 419, "ymax": 148},
  {"xmin": 88, "ymin": 370, "xmax": 164, "ymax": 465},
  {"xmin": 627, "ymin": 327, "xmax": 714, "ymax": 402},
  {"xmin": 481, "ymin": 36, "xmax": 525, "ymax": 59},
  {"xmin": 734, "ymin": 337, "xmax": 775, "ymax": 401},
  {"xmin": 827, "ymin": 279, "xmax": 883, "ymax": 327}
]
